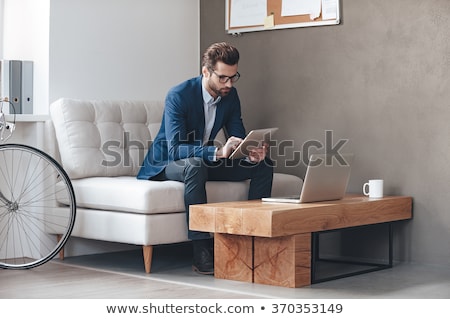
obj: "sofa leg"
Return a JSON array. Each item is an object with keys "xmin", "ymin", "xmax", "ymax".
[
  {"xmin": 57, "ymin": 234, "xmax": 64, "ymax": 260},
  {"xmin": 143, "ymin": 245, "xmax": 153, "ymax": 273}
]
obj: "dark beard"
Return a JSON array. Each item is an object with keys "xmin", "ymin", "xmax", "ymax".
[{"xmin": 207, "ymin": 78, "xmax": 230, "ymax": 97}]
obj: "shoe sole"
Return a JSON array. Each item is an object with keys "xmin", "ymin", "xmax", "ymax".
[{"xmin": 192, "ymin": 265, "xmax": 214, "ymax": 275}]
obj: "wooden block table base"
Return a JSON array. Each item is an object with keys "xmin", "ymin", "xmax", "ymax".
[
  {"xmin": 214, "ymin": 233, "xmax": 311, "ymax": 288},
  {"xmin": 214, "ymin": 233, "xmax": 253, "ymax": 283},
  {"xmin": 191, "ymin": 195, "xmax": 412, "ymax": 288}
]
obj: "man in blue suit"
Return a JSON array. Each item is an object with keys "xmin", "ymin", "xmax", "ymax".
[{"xmin": 137, "ymin": 42, "xmax": 273, "ymax": 275}]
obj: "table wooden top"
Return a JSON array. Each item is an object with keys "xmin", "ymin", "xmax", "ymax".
[{"xmin": 189, "ymin": 194, "xmax": 412, "ymax": 237}]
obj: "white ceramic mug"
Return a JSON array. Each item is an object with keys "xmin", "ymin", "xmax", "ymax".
[{"xmin": 363, "ymin": 179, "xmax": 384, "ymax": 198}]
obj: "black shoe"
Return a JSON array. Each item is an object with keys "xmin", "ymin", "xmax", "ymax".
[{"xmin": 192, "ymin": 239, "xmax": 214, "ymax": 275}]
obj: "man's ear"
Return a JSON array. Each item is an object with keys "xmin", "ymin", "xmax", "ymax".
[{"xmin": 202, "ymin": 66, "xmax": 210, "ymax": 78}]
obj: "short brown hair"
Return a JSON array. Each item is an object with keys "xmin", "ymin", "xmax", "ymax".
[{"xmin": 201, "ymin": 42, "xmax": 240, "ymax": 70}]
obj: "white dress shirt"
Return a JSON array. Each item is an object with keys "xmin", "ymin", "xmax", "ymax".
[{"xmin": 202, "ymin": 85, "xmax": 221, "ymax": 160}]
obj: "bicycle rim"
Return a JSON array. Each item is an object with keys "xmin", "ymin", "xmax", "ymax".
[{"xmin": 0, "ymin": 144, "xmax": 76, "ymax": 269}]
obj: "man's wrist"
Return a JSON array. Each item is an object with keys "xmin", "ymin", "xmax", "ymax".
[
  {"xmin": 213, "ymin": 147, "xmax": 219, "ymax": 161},
  {"xmin": 215, "ymin": 146, "xmax": 226, "ymax": 160}
]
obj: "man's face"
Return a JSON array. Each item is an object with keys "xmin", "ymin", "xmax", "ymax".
[{"xmin": 203, "ymin": 61, "xmax": 239, "ymax": 98}]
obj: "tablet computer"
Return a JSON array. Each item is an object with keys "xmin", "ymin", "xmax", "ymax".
[{"xmin": 229, "ymin": 127, "xmax": 278, "ymax": 160}]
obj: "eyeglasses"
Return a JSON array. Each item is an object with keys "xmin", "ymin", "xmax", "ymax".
[{"xmin": 210, "ymin": 70, "xmax": 240, "ymax": 83}]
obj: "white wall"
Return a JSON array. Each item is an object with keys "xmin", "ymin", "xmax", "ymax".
[
  {"xmin": 1, "ymin": 0, "xmax": 200, "ymax": 256},
  {"xmin": 2, "ymin": 0, "xmax": 200, "ymax": 114},
  {"xmin": 0, "ymin": 0, "xmax": 4, "ymax": 57},
  {"xmin": 1, "ymin": 0, "xmax": 50, "ymax": 113},
  {"xmin": 49, "ymin": 0, "xmax": 200, "ymax": 105}
]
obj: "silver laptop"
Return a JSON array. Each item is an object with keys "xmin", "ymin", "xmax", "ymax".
[{"xmin": 262, "ymin": 153, "xmax": 354, "ymax": 204}]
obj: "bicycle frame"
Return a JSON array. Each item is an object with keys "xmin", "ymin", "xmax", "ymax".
[{"xmin": 0, "ymin": 100, "xmax": 16, "ymax": 142}]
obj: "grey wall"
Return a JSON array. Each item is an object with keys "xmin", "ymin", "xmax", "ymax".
[{"xmin": 201, "ymin": 0, "xmax": 450, "ymax": 266}]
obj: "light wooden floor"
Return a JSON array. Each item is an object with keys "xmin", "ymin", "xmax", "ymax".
[
  {"xmin": 0, "ymin": 261, "xmax": 256, "ymax": 299},
  {"xmin": 1, "ymin": 244, "xmax": 450, "ymax": 299}
]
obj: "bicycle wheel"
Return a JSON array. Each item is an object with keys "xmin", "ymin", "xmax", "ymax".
[{"xmin": 0, "ymin": 144, "xmax": 76, "ymax": 269}]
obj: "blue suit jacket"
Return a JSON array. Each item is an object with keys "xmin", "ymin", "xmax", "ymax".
[{"xmin": 137, "ymin": 76, "xmax": 246, "ymax": 180}]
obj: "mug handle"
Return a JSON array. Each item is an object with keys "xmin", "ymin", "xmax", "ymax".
[{"xmin": 363, "ymin": 182, "xmax": 370, "ymax": 196}]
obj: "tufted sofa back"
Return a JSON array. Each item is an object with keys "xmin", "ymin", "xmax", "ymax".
[{"xmin": 49, "ymin": 98, "xmax": 164, "ymax": 179}]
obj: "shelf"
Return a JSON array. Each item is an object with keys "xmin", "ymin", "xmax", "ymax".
[{"xmin": 5, "ymin": 114, "xmax": 50, "ymax": 122}]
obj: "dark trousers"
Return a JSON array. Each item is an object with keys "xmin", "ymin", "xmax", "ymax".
[{"xmin": 161, "ymin": 157, "xmax": 274, "ymax": 240}]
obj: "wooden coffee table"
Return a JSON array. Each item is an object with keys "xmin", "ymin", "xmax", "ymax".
[{"xmin": 189, "ymin": 194, "xmax": 412, "ymax": 288}]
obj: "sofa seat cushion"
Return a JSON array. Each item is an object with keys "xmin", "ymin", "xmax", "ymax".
[
  {"xmin": 70, "ymin": 177, "xmax": 185, "ymax": 214},
  {"xmin": 68, "ymin": 173, "xmax": 302, "ymax": 214}
]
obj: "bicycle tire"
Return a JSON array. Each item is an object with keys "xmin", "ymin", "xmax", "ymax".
[{"xmin": 0, "ymin": 144, "xmax": 76, "ymax": 269}]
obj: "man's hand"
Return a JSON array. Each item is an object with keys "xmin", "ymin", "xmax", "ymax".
[
  {"xmin": 216, "ymin": 136, "xmax": 243, "ymax": 159},
  {"xmin": 248, "ymin": 142, "xmax": 268, "ymax": 163}
]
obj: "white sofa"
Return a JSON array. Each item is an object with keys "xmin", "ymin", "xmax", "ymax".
[{"xmin": 47, "ymin": 98, "xmax": 303, "ymax": 273}]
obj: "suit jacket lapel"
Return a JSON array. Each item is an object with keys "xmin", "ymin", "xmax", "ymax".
[{"xmin": 193, "ymin": 77, "xmax": 206, "ymax": 141}]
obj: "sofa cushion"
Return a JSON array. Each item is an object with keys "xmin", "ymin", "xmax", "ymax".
[
  {"xmin": 50, "ymin": 98, "xmax": 164, "ymax": 179},
  {"xmin": 66, "ymin": 173, "xmax": 302, "ymax": 214},
  {"xmin": 69, "ymin": 177, "xmax": 185, "ymax": 214}
]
